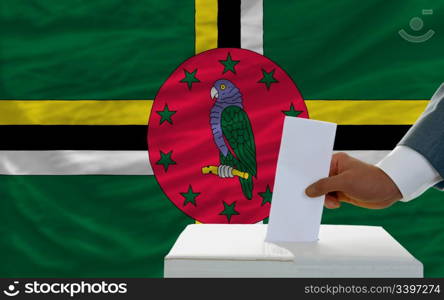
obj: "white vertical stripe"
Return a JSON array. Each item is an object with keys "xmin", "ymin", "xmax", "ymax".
[
  {"xmin": 239, "ymin": 2, "xmax": 391, "ymax": 168},
  {"xmin": 241, "ymin": 0, "xmax": 263, "ymax": 54}
]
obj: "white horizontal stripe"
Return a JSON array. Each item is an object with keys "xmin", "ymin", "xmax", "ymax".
[
  {"xmin": 241, "ymin": 0, "xmax": 263, "ymax": 54},
  {"xmin": 336, "ymin": 151, "xmax": 390, "ymax": 165},
  {"xmin": 0, "ymin": 150, "xmax": 389, "ymax": 175},
  {"xmin": 0, "ymin": 151, "xmax": 151, "ymax": 175}
]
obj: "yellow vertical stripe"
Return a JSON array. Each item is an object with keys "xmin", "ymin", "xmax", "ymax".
[{"xmin": 195, "ymin": 0, "xmax": 218, "ymax": 54}]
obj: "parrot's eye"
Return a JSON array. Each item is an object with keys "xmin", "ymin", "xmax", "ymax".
[{"xmin": 220, "ymin": 84, "xmax": 226, "ymax": 90}]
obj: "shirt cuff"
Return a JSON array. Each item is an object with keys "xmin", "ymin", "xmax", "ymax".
[{"xmin": 376, "ymin": 145, "xmax": 443, "ymax": 202}]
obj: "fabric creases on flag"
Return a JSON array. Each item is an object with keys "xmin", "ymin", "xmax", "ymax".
[
  {"xmin": 0, "ymin": 0, "xmax": 443, "ymax": 277},
  {"xmin": 0, "ymin": 0, "xmax": 197, "ymax": 278}
]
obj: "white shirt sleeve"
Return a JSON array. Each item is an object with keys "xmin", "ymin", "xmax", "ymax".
[{"xmin": 376, "ymin": 145, "xmax": 443, "ymax": 202}]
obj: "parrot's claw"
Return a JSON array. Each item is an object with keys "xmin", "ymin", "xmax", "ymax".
[{"xmin": 218, "ymin": 165, "xmax": 234, "ymax": 178}]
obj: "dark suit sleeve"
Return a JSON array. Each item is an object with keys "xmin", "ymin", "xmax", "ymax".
[
  {"xmin": 399, "ymin": 83, "xmax": 444, "ymax": 190},
  {"xmin": 435, "ymin": 181, "xmax": 444, "ymax": 190}
]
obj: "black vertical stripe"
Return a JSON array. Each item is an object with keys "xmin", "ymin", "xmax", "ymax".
[{"xmin": 217, "ymin": 0, "xmax": 241, "ymax": 48}]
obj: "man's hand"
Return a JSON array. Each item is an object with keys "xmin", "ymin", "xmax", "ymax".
[{"xmin": 305, "ymin": 152, "xmax": 402, "ymax": 209}]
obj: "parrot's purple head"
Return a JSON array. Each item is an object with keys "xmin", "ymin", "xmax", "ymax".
[{"xmin": 210, "ymin": 79, "xmax": 242, "ymax": 104}]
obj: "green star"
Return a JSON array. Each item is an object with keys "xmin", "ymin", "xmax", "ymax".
[
  {"xmin": 181, "ymin": 185, "xmax": 200, "ymax": 207},
  {"xmin": 258, "ymin": 185, "xmax": 273, "ymax": 206},
  {"xmin": 282, "ymin": 103, "xmax": 302, "ymax": 117},
  {"xmin": 258, "ymin": 68, "xmax": 279, "ymax": 90},
  {"xmin": 219, "ymin": 201, "xmax": 240, "ymax": 223},
  {"xmin": 179, "ymin": 68, "xmax": 200, "ymax": 90},
  {"xmin": 219, "ymin": 52, "xmax": 240, "ymax": 74},
  {"xmin": 156, "ymin": 150, "xmax": 176, "ymax": 172},
  {"xmin": 156, "ymin": 104, "xmax": 176, "ymax": 125}
]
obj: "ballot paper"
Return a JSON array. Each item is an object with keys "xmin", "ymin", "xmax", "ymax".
[{"xmin": 266, "ymin": 117, "xmax": 337, "ymax": 242}]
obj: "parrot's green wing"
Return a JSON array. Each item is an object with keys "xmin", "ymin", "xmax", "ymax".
[{"xmin": 220, "ymin": 105, "xmax": 257, "ymax": 199}]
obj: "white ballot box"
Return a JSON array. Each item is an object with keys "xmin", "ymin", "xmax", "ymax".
[{"xmin": 164, "ymin": 224, "xmax": 423, "ymax": 278}]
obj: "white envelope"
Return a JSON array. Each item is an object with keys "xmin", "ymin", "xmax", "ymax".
[{"xmin": 266, "ymin": 117, "xmax": 337, "ymax": 243}]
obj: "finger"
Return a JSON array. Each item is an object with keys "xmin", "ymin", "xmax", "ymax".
[
  {"xmin": 324, "ymin": 195, "xmax": 341, "ymax": 209},
  {"xmin": 305, "ymin": 174, "xmax": 347, "ymax": 197},
  {"xmin": 325, "ymin": 199, "xmax": 340, "ymax": 209},
  {"xmin": 329, "ymin": 153, "xmax": 340, "ymax": 176},
  {"xmin": 329, "ymin": 152, "xmax": 348, "ymax": 176},
  {"xmin": 340, "ymin": 197, "xmax": 395, "ymax": 209},
  {"xmin": 326, "ymin": 193, "xmax": 338, "ymax": 202},
  {"xmin": 332, "ymin": 191, "xmax": 392, "ymax": 209}
]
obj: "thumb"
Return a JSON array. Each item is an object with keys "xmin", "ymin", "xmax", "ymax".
[{"xmin": 305, "ymin": 174, "xmax": 347, "ymax": 197}]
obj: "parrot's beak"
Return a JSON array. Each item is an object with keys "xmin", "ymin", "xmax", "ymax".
[{"xmin": 210, "ymin": 87, "xmax": 218, "ymax": 100}]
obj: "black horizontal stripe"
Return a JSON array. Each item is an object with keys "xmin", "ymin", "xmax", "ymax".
[
  {"xmin": 217, "ymin": 0, "xmax": 241, "ymax": 48},
  {"xmin": 0, "ymin": 125, "xmax": 410, "ymax": 150},
  {"xmin": 0, "ymin": 125, "xmax": 148, "ymax": 150},
  {"xmin": 334, "ymin": 125, "xmax": 409, "ymax": 150}
]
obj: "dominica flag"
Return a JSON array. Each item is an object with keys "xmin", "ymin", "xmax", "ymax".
[{"xmin": 1, "ymin": 0, "xmax": 443, "ymax": 277}]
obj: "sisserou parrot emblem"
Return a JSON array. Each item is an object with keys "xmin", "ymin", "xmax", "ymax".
[
  {"xmin": 202, "ymin": 79, "xmax": 257, "ymax": 200},
  {"xmin": 148, "ymin": 48, "xmax": 309, "ymax": 223}
]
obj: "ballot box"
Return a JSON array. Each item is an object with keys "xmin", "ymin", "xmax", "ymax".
[{"xmin": 164, "ymin": 224, "xmax": 423, "ymax": 278}]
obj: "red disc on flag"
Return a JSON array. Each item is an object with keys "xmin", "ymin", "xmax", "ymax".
[{"xmin": 148, "ymin": 48, "xmax": 308, "ymax": 224}]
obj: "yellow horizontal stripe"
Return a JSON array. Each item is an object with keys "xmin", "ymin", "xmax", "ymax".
[
  {"xmin": 306, "ymin": 100, "xmax": 428, "ymax": 125},
  {"xmin": 0, "ymin": 100, "xmax": 428, "ymax": 125},
  {"xmin": 0, "ymin": 100, "xmax": 152, "ymax": 125}
]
